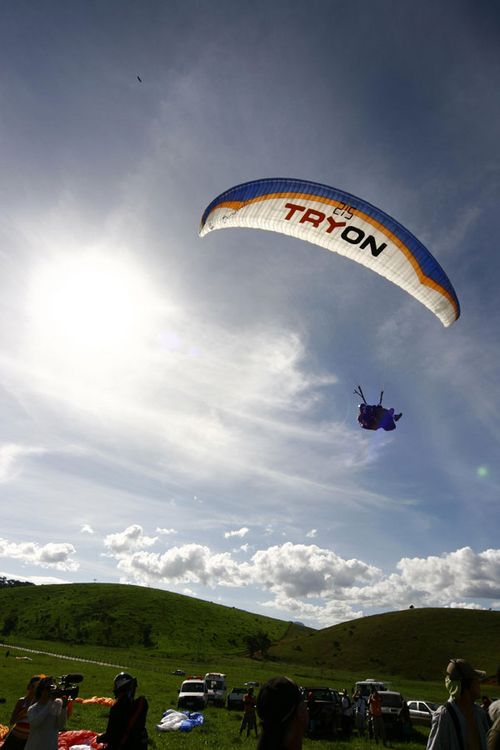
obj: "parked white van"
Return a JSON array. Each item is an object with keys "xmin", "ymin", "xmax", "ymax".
[
  {"xmin": 205, "ymin": 672, "xmax": 227, "ymax": 707},
  {"xmin": 354, "ymin": 678, "xmax": 388, "ymax": 697}
]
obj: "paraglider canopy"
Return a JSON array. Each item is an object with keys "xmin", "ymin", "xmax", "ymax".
[{"xmin": 200, "ymin": 178, "xmax": 460, "ymax": 327}]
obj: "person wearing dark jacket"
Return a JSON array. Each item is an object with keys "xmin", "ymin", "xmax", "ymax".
[
  {"xmin": 97, "ymin": 673, "xmax": 148, "ymax": 750},
  {"xmin": 256, "ymin": 676, "xmax": 308, "ymax": 750}
]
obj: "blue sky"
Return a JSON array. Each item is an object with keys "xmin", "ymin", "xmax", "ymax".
[{"xmin": 0, "ymin": 0, "xmax": 499, "ymax": 627}]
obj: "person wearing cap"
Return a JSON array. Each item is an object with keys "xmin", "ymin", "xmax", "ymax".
[
  {"xmin": 426, "ymin": 658, "xmax": 490, "ymax": 750},
  {"xmin": 3, "ymin": 676, "xmax": 43, "ymax": 750},
  {"xmin": 256, "ymin": 676, "xmax": 308, "ymax": 750}
]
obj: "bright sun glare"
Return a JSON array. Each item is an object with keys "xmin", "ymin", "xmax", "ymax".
[{"xmin": 27, "ymin": 252, "xmax": 163, "ymax": 373}]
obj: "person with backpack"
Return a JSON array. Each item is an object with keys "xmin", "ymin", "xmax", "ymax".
[
  {"xmin": 97, "ymin": 673, "xmax": 148, "ymax": 750},
  {"xmin": 427, "ymin": 659, "xmax": 490, "ymax": 750}
]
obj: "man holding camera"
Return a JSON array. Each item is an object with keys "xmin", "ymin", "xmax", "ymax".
[{"xmin": 25, "ymin": 676, "xmax": 67, "ymax": 750}]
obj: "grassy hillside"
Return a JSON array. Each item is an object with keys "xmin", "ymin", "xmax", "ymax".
[
  {"xmin": 270, "ymin": 607, "xmax": 500, "ymax": 680},
  {"xmin": 1, "ymin": 584, "xmax": 498, "ymax": 683},
  {"xmin": 0, "ymin": 582, "xmax": 308, "ymax": 657}
]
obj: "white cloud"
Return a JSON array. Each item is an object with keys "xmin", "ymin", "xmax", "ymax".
[
  {"xmin": 80, "ymin": 524, "xmax": 94, "ymax": 534},
  {"xmin": 396, "ymin": 547, "xmax": 500, "ymax": 601},
  {"xmin": 0, "ymin": 443, "xmax": 46, "ymax": 482},
  {"xmin": 224, "ymin": 527, "xmax": 249, "ymax": 539},
  {"xmin": 104, "ymin": 525, "xmax": 158, "ymax": 554},
  {"xmin": 117, "ymin": 543, "xmax": 245, "ymax": 588},
  {"xmin": 109, "ymin": 539, "xmax": 500, "ymax": 626},
  {"xmin": 0, "ymin": 539, "xmax": 78, "ymax": 571},
  {"xmin": 248, "ymin": 543, "xmax": 381, "ymax": 598},
  {"xmin": 306, "ymin": 529, "xmax": 317, "ymax": 538},
  {"xmin": 156, "ymin": 527, "xmax": 178, "ymax": 535},
  {"xmin": 260, "ymin": 592, "xmax": 364, "ymax": 628}
]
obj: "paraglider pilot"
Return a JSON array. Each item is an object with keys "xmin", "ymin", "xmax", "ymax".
[
  {"xmin": 97, "ymin": 673, "xmax": 148, "ymax": 750},
  {"xmin": 354, "ymin": 386, "xmax": 402, "ymax": 431}
]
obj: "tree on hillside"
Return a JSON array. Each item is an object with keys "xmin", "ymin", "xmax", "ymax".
[
  {"xmin": 244, "ymin": 630, "xmax": 272, "ymax": 658},
  {"xmin": 0, "ymin": 576, "xmax": 34, "ymax": 588},
  {"xmin": 142, "ymin": 623, "xmax": 156, "ymax": 648},
  {"xmin": 2, "ymin": 613, "xmax": 18, "ymax": 636}
]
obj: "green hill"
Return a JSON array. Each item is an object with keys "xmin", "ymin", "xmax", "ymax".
[
  {"xmin": 269, "ymin": 607, "xmax": 500, "ymax": 680},
  {"xmin": 0, "ymin": 582, "xmax": 309, "ymax": 657},
  {"xmin": 1, "ymin": 584, "xmax": 498, "ymax": 682}
]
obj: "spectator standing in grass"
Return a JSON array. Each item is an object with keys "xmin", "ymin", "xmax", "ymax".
[
  {"xmin": 399, "ymin": 700, "xmax": 412, "ymax": 742},
  {"xmin": 353, "ymin": 690, "xmax": 368, "ymax": 737},
  {"xmin": 426, "ymin": 658, "xmax": 489, "ymax": 750},
  {"xmin": 25, "ymin": 677, "xmax": 67, "ymax": 750},
  {"xmin": 341, "ymin": 688, "xmax": 354, "ymax": 738},
  {"xmin": 3, "ymin": 675, "xmax": 43, "ymax": 750},
  {"xmin": 369, "ymin": 687, "xmax": 387, "ymax": 746},
  {"xmin": 239, "ymin": 687, "xmax": 258, "ymax": 738},
  {"xmin": 256, "ymin": 676, "xmax": 308, "ymax": 750}
]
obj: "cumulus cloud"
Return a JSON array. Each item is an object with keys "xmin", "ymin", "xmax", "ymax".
[
  {"xmin": 104, "ymin": 525, "xmax": 158, "ymax": 554},
  {"xmin": 224, "ymin": 527, "xmax": 249, "ymax": 539},
  {"xmin": 80, "ymin": 524, "xmax": 94, "ymax": 534},
  {"xmin": 0, "ymin": 538, "xmax": 78, "ymax": 571},
  {"xmin": 117, "ymin": 543, "xmax": 245, "ymax": 588},
  {"xmin": 113, "ymin": 540, "xmax": 380, "ymax": 600},
  {"xmin": 260, "ymin": 592, "xmax": 364, "ymax": 628},
  {"xmin": 156, "ymin": 527, "xmax": 178, "ymax": 535},
  {"xmin": 306, "ymin": 529, "xmax": 317, "ymax": 538},
  {"xmin": 108, "ymin": 539, "xmax": 500, "ymax": 626},
  {"xmin": 249, "ymin": 543, "xmax": 381, "ymax": 598},
  {"xmin": 396, "ymin": 547, "xmax": 500, "ymax": 601}
]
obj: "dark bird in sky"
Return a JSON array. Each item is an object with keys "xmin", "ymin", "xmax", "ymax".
[{"xmin": 137, "ymin": 76, "xmax": 142, "ymax": 83}]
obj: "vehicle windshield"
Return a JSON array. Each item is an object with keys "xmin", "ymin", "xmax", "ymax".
[
  {"xmin": 184, "ymin": 682, "xmax": 205, "ymax": 692},
  {"xmin": 308, "ymin": 689, "xmax": 333, "ymax": 701},
  {"xmin": 380, "ymin": 693, "xmax": 403, "ymax": 708}
]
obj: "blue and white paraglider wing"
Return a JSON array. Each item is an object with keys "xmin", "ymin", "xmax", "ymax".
[{"xmin": 199, "ymin": 178, "xmax": 460, "ymax": 327}]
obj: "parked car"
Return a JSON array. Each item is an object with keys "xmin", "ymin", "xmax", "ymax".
[
  {"xmin": 407, "ymin": 700, "xmax": 439, "ymax": 726},
  {"xmin": 300, "ymin": 687, "xmax": 342, "ymax": 737},
  {"xmin": 227, "ymin": 687, "xmax": 247, "ymax": 710},
  {"xmin": 177, "ymin": 678, "xmax": 208, "ymax": 710},
  {"xmin": 378, "ymin": 690, "xmax": 405, "ymax": 736}
]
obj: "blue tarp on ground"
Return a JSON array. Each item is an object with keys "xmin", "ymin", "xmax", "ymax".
[{"xmin": 156, "ymin": 709, "xmax": 205, "ymax": 732}]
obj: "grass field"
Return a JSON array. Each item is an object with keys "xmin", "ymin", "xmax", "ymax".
[
  {"xmin": 1, "ymin": 583, "xmax": 498, "ymax": 748},
  {"xmin": 1, "ymin": 639, "xmax": 439, "ymax": 749}
]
